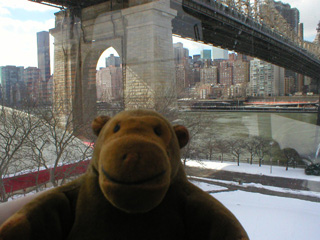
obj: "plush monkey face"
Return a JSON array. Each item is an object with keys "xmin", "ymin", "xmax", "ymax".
[{"xmin": 92, "ymin": 110, "xmax": 189, "ymax": 213}]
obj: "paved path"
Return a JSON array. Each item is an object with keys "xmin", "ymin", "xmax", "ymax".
[{"xmin": 186, "ymin": 166, "xmax": 320, "ymax": 203}]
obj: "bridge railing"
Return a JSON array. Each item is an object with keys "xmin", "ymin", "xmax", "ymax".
[{"xmin": 192, "ymin": 0, "xmax": 320, "ymax": 61}]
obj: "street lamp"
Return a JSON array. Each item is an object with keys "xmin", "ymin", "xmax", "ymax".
[{"xmin": 269, "ymin": 141, "xmax": 274, "ymax": 174}]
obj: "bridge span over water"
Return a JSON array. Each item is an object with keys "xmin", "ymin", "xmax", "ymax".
[
  {"xmin": 29, "ymin": 0, "xmax": 320, "ymax": 126},
  {"xmin": 32, "ymin": 0, "xmax": 320, "ymax": 79},
  {"xmin": 171, "ymin": 0, "xmax": 320, "ymax": 80}
]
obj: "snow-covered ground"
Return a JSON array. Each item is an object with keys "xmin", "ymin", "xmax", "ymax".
[
  {"xmin": 188, "ymin": 159, "xmax": 320, "ymax": 240},
  {"xmin": 214, "ymin": 190, "xmax": 319, "ymax": 240},
  {"xmin": 187, "ymin": 159, "xmax": 320, "ymax": 182},
  {"xmin": 5, "ymin": 159, "xmax": 320, "ymax": 239}
]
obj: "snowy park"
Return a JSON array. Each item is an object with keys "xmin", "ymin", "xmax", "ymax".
[{"xmin": 188, "ymin": 160, "xmax": 320, "ymax": 240}]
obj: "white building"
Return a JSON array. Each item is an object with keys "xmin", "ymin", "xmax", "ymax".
[
  {"xmin": 212, "ymin": 47, "xmax": 228, "ymax": 60},
  {"xmin": 249, "ymin": 59, "xmax": 285, "ymax": 97}
]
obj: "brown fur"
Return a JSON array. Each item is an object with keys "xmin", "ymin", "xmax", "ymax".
[{"xmin": 0, "ymin": 109, "xmax": 249, "ymax": 240}]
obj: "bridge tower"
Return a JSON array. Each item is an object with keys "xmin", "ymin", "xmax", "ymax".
[
  {"xmin": 50, "ymin": 0, "xmax": 177, "ymax": 128},
  {"xmin": 314, "ymin": 21, "xmax": 320, "ymax": 45}
]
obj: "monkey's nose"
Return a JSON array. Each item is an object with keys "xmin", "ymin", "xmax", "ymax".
[{"xmin": 122, "ymin": 153, "xmax": 139, "ymax": 162}]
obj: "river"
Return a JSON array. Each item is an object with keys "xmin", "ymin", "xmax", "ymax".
[{"xmin": 178, "ymin": 111, "xmax": 319, "ymax": 162}]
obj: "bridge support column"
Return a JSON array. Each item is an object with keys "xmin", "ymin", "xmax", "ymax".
[
  {"xmin": 50, "ymin": 0, "xmax": 178, "ymax": 133},
  {"xmin": 50, "ymin": 10, "xmax": 86, "ymax": 131},
  {"xmin": 50, "ymin": 9, "xmax": 98, "ymax": 134},
  {"xmin": 122, "ymin": 0, "xmax": 177, "ymax": 112}
]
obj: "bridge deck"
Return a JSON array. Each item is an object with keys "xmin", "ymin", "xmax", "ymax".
[{"xmin": 30, "ymin": 0, "xmax": 320, "ymax": 80}]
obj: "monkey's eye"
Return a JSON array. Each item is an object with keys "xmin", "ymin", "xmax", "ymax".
[
  {"xmin": 113, "ymin": 124, "xmax": 120, "ymax": 133},
  {"xmin": 154, "ymin": 126, "xmax": 162, "ymax": 136}
]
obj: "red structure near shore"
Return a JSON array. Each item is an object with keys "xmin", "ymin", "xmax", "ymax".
[{"xmin": 3, "ymin": 160, "xmax": 91, "ymax": 194}]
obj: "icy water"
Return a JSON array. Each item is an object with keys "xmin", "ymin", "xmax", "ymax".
[{"xmin": 178, "ymin": 111, "xmax": 318, "ymax": 161}]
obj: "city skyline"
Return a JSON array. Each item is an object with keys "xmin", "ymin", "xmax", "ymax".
[{"xmin": 0, "ymin": 0, "xmax": 319, "ymax": 69}]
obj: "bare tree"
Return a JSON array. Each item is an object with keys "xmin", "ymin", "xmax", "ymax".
[
  {"xmin": 31, "ymin": 106, "xmax": 93, "ymax": 187},
  {"xmin": 214, "ymin": 139, "xmax": 230, "ymax": 163},
  {"xmin": 227, "ymin": 138, "xmax": 244, "ymax": 166},
  {"xmin": 0, "ymin": 105, "xmax": 41, "ymax": 201},
  {"xmin": 283, "ymin": 148, "xmax": 301, "ymax": 171},
  {"xmin": 254, "ymin": 136, "xmax": 269, "ymax": 167},
  {"xmin": 180, "ymin": 114, "xmax": 208, "ymax": 166},
  {"xmin": 244, "ymin": 137, "xmax": 258, "ymax": 165},
  {"xmin": 204, "ymin": 136, "xmax": 216, "ymax": 160},
  {"xmin": 0, "ymin": 99, "xmax": 94, "ymax": 202}
]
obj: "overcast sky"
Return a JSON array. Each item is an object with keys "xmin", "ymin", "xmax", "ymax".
[{"xmin": 0, "ymin": 0, "xmax": 318, "ymax": 69}]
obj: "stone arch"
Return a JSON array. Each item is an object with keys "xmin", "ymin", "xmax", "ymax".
[
  {"xmin": 50, "ymin": 0, "xmax": 177, "ymax": 130},
  {"xmin": 80, "ymin": 40, "xmax": 123, "ymax": 123}
]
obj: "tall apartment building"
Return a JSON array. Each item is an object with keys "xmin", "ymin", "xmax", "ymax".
[
  {"xmin": 284, "ymin": 76, "xmax": 295, "ymax": 95},
  {"xmin": 192, "ymin": 54, "xmax": 201, "ymax": 64},
  {"xmin": 274, "ymin": 1, "xmax": 303, "ymax": 92},
  {"xmin": 37, "ymin": 31, "xmax": 51, "ymax": 82},
  {"xmin": 233, "ymin": 59, "xmax": 250, "ymax": 85},
  {"xmin": 212, "ymin": 47, "xmax": 228, "ymax": 60},
  {"xmin": 314, "ymin": 21, "xmax": 320, "ymax": 45},
  {"xmin": 24, "ymin": 67, "xmax": 41, "ymax": 102},
  {"xmin": 200, "ymin": 66, "xmax": 218, "ymax": 85},
  {"xmin": 37, "ymin": 31, "xmax": 52, "ymax": 105},
  {"xmin": 173, "ymin": 42, "xmax": 189, "ymax": 65},
  {"xmin": 219, "ymin": 61, "xmax": 233, "ymax": 86},
  {"xmin": 0, "ymin": 65, "xmax": 24, "ymax": 105},
  {"xmin": 176, "ymin": 64, "xmax": 193, "ymax": 95},
  {"xmin": 105, "ymin": 54, "xmax": 121, "ymax": 67},
  {"xmin": 201, "ymin": 49, "xmax": 211, "ymax": 60},
  {"xmin": 274, "ymin": 1, "xmax": 300, "ymax": 33},
  {"xmin": 96, "ymin": 66, "xmax": 123, "ymax": 102},
  {"xmin": 249, "ymin": 59, "xmax": 285, "ymax": 97}
]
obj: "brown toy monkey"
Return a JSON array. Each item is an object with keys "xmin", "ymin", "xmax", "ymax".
[{"xmin": 0, "ymin": 109, "xmax": 249, "ymax": 240}]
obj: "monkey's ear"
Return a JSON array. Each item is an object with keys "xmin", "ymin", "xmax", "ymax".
[
  {"xmin": 173, "ymin": 125, "xmax": 189, "ymax": 148},
  {"xmin": 92, "ymin": 116, "xmax": 110, "ymax": 136}
]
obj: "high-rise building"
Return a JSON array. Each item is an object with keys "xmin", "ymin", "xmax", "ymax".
[
  {"xmin": 219, "ymin": 61, "xmax": 233, "ymax": 86},
  {"xmin": 0, "ymin": 65, "xmax": 24, "ymax": 105},
  {"xmin": 233, "ymin": 59, "xmax": 250, "ymax": 85},
  {"xmin": 200, "ymin": 66, "xmax": 218, "ymax": 85},
  {"xmin": 176, "ymin": 65, "xmax": 192, "ymax": 87},
  {"xmin": 249, "ymin": 59, "xmax": 285, "ymax": 97},
  {"xmin": 175, "ymin": 64, "xmax": 193, "ymax": 97},
  {"xmin": 284, "ymin": 76, "xmax": 295, "ymax": 95},
  {"xmin": 274, "ymin": 1, "xmax": 301, "ymax": 91},
  {"xmin": 274, "ymin": 1, "xmax": 300, "ymax": 33},
  {"xmin": 37, "ymin": 31, "xmax": 52, "ymax": 105},
  {"xmin": 201, "ymin": 49, "xmax": 212, "ymax": 60},
  {"xmin": 173, "ymin": 42, "xmax": 189, "ymax": 65},
  {"xmin": 212, "ymin": 47, "xmax": 228, "ymax": 60},
  {"xmin": 96, "ymin": 66, "xmax": 123, "ymax": 102},
  {"xmin": 37, "ymin": 31, "xmax": 51, "ymax": 82},
  {"xmin": 24, "ymin": 67, "xmax": 41, "ymax": 102},
  {"xmin": 314, "ymin": 21, "xmax": 320, "ymax": 45},
  {"xmin": 105, "ymin": 54, "xmax": 121, "ymax": 67},
  {"xmin": 192, "ymin": 54, "xmax": 201, "ymax": 63}
]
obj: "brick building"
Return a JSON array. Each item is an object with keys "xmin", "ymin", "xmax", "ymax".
[
  {"xmin": 96, "ymin": 66, "xmax": 123, "ymax": 102},
  {"xmin": 219, "ymin": 61, "xmax": 233, "ymax": 86},
  {"xmin": 200, "ymin": 66, "xmax": 218, "ymax": 85},
  {"xmin": 0, "ymin": 65, "xmax": 24, "ymax": 105},
  {"xmin": 233, "ymin": 60, "xmax": 250, "ymax": 85},
  {"xmin": 284, "ymin": 76, "xmax": 295, "ymax": 95},
  {"xmin": 24, "ymin": 67, "xmax": 41, "ymax": 103}
]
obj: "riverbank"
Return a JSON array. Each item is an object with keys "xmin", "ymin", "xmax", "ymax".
[
  {"xmin": 185, "ymin": 160, "xmax": 320, "ymax": 200},
  {"xmin": 185, "ymin": 106, "xmax": 317, "ymax": 113}
]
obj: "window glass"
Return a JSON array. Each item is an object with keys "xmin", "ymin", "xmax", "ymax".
[{"xmin": 0, "ymin": 0, "xmax": 320, "ymax": 239}]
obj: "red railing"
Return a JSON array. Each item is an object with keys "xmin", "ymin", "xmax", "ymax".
[{"xmin": 3, "ymin": 160, "xmax": 91, "ymax": 193}]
